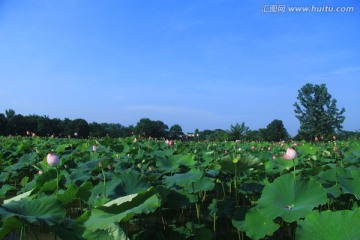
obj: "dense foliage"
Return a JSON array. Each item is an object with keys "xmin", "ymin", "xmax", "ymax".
[
  {"xmin": 294, "ymin": 83, "xmax": 346, "ymax": 141},
  {"xmin": 1, "ymin": 136, "xmax": 360, "ymax": 239}
]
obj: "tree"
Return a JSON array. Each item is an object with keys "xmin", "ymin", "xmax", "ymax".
[
  {"xmin": 72, "ymin": 118, "xmax": 90, "ymax": 137},
  {"xmin": 135, "ymin": 118, "xmax": 168, "ymax": 138},
  {"xmin": 245, "ymin": 129, "xmax": 265, "ymax": 141},
  {"xmin": 294, "ymin": 83, "xmax": 345, "ymax": 140},
  {"xmin": 0, "ymin": 113, "xmax": 7, "ymax": 135},
  {"xmin": 169, "ymin": 124, "xmax": 184, "ymax": 139},
  {"xmin": 264, "ymin": 119, "xmax": 289, "ymax": 142},
  {"xmin": 228, "ymin": 122, "xmax": 249, "ymax": 141}
]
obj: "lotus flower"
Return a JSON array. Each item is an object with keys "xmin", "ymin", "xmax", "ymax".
[
  {"xmin": 165, "ymin": 140, "xmax": 174, "ymax": 146},
  {"xmin": 92, "ymin": 145, "xmax": 98, "ymax": 151},
  {"xmin": 282, "ymin": 148, "xmax": 297, "ymax": 160},
  {"xmin": 47, "ymin": 153, "xmax": 60, "ymax": 167}
]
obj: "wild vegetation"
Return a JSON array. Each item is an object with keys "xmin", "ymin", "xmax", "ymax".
[{"xmin": 1, "ymin": 136, "xmax": 360, "ymax": 239}]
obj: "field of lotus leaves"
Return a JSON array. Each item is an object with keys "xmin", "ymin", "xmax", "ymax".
[{"xmin": 1, "ymin": 136, "xmax": 360, "ymax": 240}]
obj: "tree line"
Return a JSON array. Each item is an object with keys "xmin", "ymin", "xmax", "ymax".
[
  {"xmin": 0, "ymin": 108, "xmax": 289, "ymax": 141},
  {"xmin": 0, "ymin": 84, "xmax": 358, "ymax": 141}
]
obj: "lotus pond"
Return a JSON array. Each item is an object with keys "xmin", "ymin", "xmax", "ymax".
[{"xmin": 1, "ymin": 136, "xmax": 360, "ymax": 240}]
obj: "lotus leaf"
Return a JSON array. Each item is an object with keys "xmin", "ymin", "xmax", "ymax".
[
  {"xmin": 257, "ymin": 174, "xmax": 328, "ymax": 222},
  {"xmin": 296, "ymin": 209, "xmax": 360, "ymax": 240}
]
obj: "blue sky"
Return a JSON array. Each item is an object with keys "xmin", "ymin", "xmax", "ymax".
[{"xmin": 0, "ymin": 0, "xmax": 359, "ymax": 136}]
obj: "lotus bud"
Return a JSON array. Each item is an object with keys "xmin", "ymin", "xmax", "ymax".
[
  {"xmin": 47, "ymin": 153, "xmax": 60, "ymax": 167},
  {"xmin": 282, "ymin": 148, "xmax": 297, "ymax": 160},
  {"xmin": 92, "ymin": 145, "xmax": 98, "ymax": 151},
  {"xmin": 98, "ymin": 161, "xmax": 103, "ymax": 168}
]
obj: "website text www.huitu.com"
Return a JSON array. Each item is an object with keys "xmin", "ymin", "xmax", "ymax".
[{"xmin": 262, "ymin": 5, "xmax": 355, "ymax": 13}]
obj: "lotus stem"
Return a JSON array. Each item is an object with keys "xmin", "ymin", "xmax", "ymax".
[
  {"xmin": 292, "ymin": 159, "xmax": 296, "ymax": 191},
  {"xmin": 213, "ymin": 212, "xmax": 216, "ymax": 232},
  {"xmin": 20, "ymin": 224, "xmax": 24, "ymax": 240},
  {"xmin": 29, "ymin": 226, "xmax": 39, "ymax": 240},
  {"xmin": 195, "ymin": 203, "xmax": 200, "ymax": 223},
  {"xmin": 56, "ymin": 167, "xmax": 59, "ymax": 195},
  {"xmin": 101, "ymin": 168, "xmax": 106, "ymax": 197}
]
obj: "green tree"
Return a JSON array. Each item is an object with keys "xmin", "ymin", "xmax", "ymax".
[
  {"xmin": 294, "ymin": 83, "xmax": 345, "ymax": 140},
  {"xmin": 264, "ymin": 119, "xmax": 289, "ymax": 142},
  {"xmin": 135, "ymin": 118, "xmax": 168, "ymax": 138},
  {"xmin": 228, "ymin": 122, "xmax": 249, "ymax": 141},
  {"xmin": 245, "ymin": 129, "xmax": 265, "ymax": 141},
  {"xmin": 169, "ymin": 124, "xmax": 184, "ymax": 139},
  {"xmin": 0, "ymin": 113, "xmax": 7, "ymax": 135},
  {"xmin": 72, "ymin": 118, "xmax": 90, "ymax": 137}
]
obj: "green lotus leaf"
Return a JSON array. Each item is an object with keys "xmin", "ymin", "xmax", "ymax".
[
  {"xmin": 49, "ymin": 217, "xmax": 83, "ymax": 240},
  {"xmin": 162, "ymin": 188, "xmax": 196, "ymax": 208},
  {"xmin": 83, "ymin": 223, "xmax": 129, "ymax": 240},
  {"xmin": 193, "ymin": 227, "xmax": 213, "ymax": 240},
  {"xmin": 6, "ymin": 153, "xmax": 37, "ymax": 172},
  {"xmin": 0, "ymin": 196, "xmax": 65, "ymax": 226},
  {"xmin": 0, "ymin": 184, "xmax": 15, "ymax": 199},
  {"xmin": 84, "ymin": 187, "xmax": 160, "ymax": 231},
  {"xmin": 57, "ymin": 183, "xmax": 79, "ymax": 205},
  {"xmin": 108, "ymin": 170, "xmax": 151, "ymax": 198},
  {"xmin": 220, "ymin": 153, "xmax": 263, "ymax": 175},
  {"xmin": 87, "ymin": 170, "xmax": 151, "ymax": 204},
  {"xmin": 339, "ymin": 169, "xmax": 360, "ymax": 199},
  {"xmin": 162, "ymin": 169, "xmax": 203, "ymax": 188},
  {"xmin": 243, "ymin": 207, "xmax": 279, "ymax": 240},
  {"xmin": 156, "ymin": 155, "xmax": 180, "ymax": 173},
  {"xmin": 69, "ymin": 158, "xmax": 103, "ymax": 183},
  {"xmin": 297, "ymin": 143, "xmax": 318, "ymax": 156},
  {"xmin": 175, "ymin": 153, "xmax": 197, "ymax": 168},
  {"xmin": 257, "ymin": 174, "xmax": 328, "ymax": 222},
  {"xmin": 0, "ymin": 217, "xmax": 22, "ymax": 239},
  {"xmin": 296, "ymin": 209, "xmax": 360, "ymax": 240},
  {"xmin": 190, "ymin": 176, "xmax": 215, "ymax": 193},
  {"xmin": 343, "ymin": 141, "xmax": 360, "ymax": 164},
  {"xmin": 208, "ymin": 198, "xmax": 234, "ymax": 218},
  {"xmin": 265, "ymin": 156, "xmax": 297, "ymax": 175},
  {"xmin": 3, "ymin": 189, "xmax": 33, "ymax": 204}
]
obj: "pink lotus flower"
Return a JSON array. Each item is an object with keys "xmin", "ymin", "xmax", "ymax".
[
  {"xmin": 282, "ymin": 148, "xmax": 297, "ymax": 160},
  {"xmin": 92, "ymin": 145, "xmax": 98, "ymax": 151},
  {"xmin": 165, "ymin": 140, "xmax": 174, "ymax": 146},
  {"xmin": 47, "ymin": 153, "xmax": 60, "ymax": 167}
]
